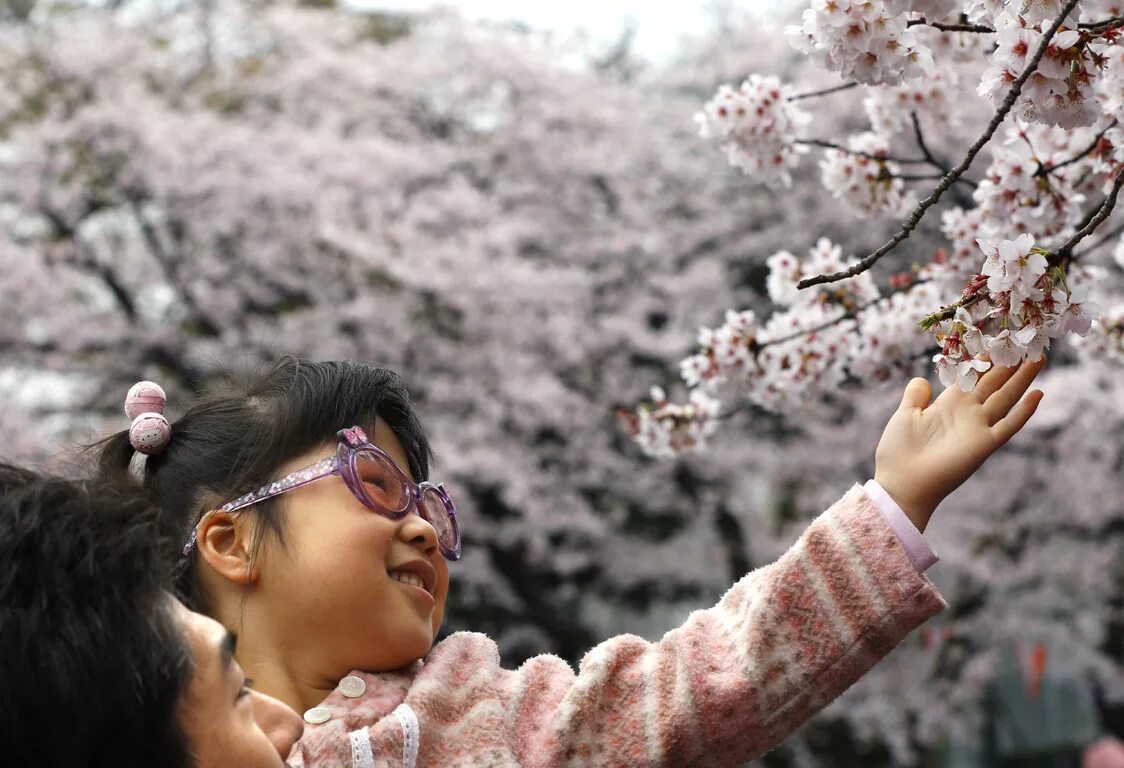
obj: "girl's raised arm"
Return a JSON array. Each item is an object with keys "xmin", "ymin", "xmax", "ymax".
[
  {"xmin": 497, "ymin": 355, "xmax": 1045, "ymax": 766},
  {"xmin": 501, "ymin": 482, "xmax": 945, "ymax": 766}
]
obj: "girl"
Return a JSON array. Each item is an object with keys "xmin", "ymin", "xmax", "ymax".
[{"xmin": 98, "ymin": 355, "xmax": 1046, "ymax": 767}]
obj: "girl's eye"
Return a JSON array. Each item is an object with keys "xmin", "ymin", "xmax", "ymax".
[{"xmin": 237, "ymin": 678, "xmax": 254, "ymax": 702}]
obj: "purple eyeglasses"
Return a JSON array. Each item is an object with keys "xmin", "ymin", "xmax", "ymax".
[{"xmin": 182, "ymin": 426, "xmax": 461, "ymax": 560}]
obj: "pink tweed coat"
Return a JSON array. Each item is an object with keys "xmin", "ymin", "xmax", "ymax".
[{"xmin": 286, "ymin": 483, "xmax": 947, "ymax": 768}]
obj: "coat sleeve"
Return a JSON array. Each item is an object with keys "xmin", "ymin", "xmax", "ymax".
[{"xmin": 509, "ymin": 483, "xmax": 948, "ymax": 768}]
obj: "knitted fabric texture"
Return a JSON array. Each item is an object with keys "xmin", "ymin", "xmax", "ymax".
[{"xmin": 287, "ymin": 483, "xmax": 947, "ymax": 767}]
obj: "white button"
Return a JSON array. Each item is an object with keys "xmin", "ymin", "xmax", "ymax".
[
  {"xmin": 303, "ymin": 706, "xmax": 332, "ymax": 725},
  {"xmin": 339, "ymin": 675, "xmax": 366, "ymax": 698}
]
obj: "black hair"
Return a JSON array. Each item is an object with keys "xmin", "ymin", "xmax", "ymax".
[
  {"xmin": 0, "ymin": 463, "xmax": 193, "ymax": 768},
  {"xmin": 96, "ymin": 357, "xmax": 433, "ymax": 610}
]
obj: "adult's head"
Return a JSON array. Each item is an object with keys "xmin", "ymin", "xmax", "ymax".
[
  {"xmin": 0, "ymin": 463, "xmax": 302, "ymax": 767},
  {"xmin": 96, "ymin": 358, "xmax": 450, "ymax": 711}
]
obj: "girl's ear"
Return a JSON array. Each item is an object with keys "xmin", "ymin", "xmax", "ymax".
[{"xmin": 196, "ymin": 511, "xmax": 259, "ymax": 586}]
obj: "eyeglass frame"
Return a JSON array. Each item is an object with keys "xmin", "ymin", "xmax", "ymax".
[{"xmin": 181, "ymin": 425, "xmax": 461, "ymax": 561}]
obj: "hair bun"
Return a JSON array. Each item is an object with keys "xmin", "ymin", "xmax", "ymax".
[
  {"xmin": 129, "ymin": 413, "xmax": 171, "ymax": 455},
  {"xmin": 125, "ymin": 381, "xmax": 167, "ymax": 420}
]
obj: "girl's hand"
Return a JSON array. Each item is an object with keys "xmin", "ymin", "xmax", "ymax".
[{"xmin": 874, "ymin": 354, "xmax": 1047, "ymax": 533}]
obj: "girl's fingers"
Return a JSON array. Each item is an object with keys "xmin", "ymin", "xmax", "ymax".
[
  {"xmin": 982, "ymin": 356, "xmax": 1047, "ymax": 425},
  {"xmin": 990, "ymin": 389, "xmax": 1044, "ymax": 446},
  {"xmin": 972, "ymin": 356, "xmax": 1022, "ymax": 403},
  {"xmin": 899, "ymin": 377, "xmax": 933, "ymax": 411}
]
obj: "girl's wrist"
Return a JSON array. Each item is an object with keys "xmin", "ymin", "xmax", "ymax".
[{"xmin": 874, "ymin": 473, "xmax": 935, "ymax": 533}]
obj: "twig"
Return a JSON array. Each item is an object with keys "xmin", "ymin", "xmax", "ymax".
[
  {"xmin": 758, "ymin": 278, "xmax": 930, "ymax": 350},
  {"xmin": 795, "ymin": 138, "xmax": 930, "ymax": 164},
  {"xmin": 787, "ymin": 82, "xmax": 860, "ymax": 102},
  {"xmin": 911, "ymin": 111, "xmax": 981, "ymax": 192},
  {"xmin": 892, "ymin": 172, "xmax": 977, "ymax": 188},
  {"xmin": 907, "ymin": 17, "xmax": 995, "ymax": 34},
  {"xmin": 1054, "ymin": 167, "xmax": 1124, "ymax": 261},
  {"xmin": 1074, "ymin": 222, "xmax": 1124, "ymax": 259},
  {"xmin": 1040, "ymin": 119, "xmax": 1118, "ymax": 175},
  {"xmin": 797, "ymin": 0, "xmax": 1083, "ymax": 291},
  {"xmin": 922, "ymin": 291, "xmax": 990, "ymax": 327},
  {"xmin": 910, "ymin": 111, "xmax": 948, "ymax": 171},
  {"xmin": 1079, "ymin": 15, "xmax": 1124, "ymax": 34}
]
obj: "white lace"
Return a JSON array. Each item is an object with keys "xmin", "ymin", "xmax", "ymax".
[
  {"xmin": 349, "ymin": 727, "xmax": 375, "ymax": 768},
  {"xmin": 392, "ymin": 703, "xmax": 420, "ymax": 768}
]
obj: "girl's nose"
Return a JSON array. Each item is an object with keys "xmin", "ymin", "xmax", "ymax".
[
  {"xmin": 399, "ymin": 503, "xmax": 439, "ymax": 552},
  {"xmin": 250, "ymin": 690, "xmax": 305, "ymax": 758}
]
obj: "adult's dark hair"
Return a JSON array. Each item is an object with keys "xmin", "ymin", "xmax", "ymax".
[
  {"xmin": 0, "ymin": 463, "xmax": 193, "ymax": 768},
  {"xmin": 96, "ymin": 357, "xmax": 433, "ymax": 610}
]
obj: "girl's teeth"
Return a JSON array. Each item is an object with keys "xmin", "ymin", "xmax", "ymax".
[{"xmin": 391, "ymin": 571, "xmax": 425, "ymax": 590}]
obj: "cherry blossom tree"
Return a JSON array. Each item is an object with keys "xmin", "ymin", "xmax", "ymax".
[
  {"xmin": 624, "ymin": 0, "xmax": 1124, "ymax": 459},
  {"xmin": 0, "ymin": 0, "xmax": 870, "ymax": 666},
  {"xmin": 620, "ymin": 0, "xmax": 1124, "ymax": 764}
]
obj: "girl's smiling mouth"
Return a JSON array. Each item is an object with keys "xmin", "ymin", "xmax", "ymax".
[{"xmin": 387, "ymin": 559, "xmax": 437, "ymax": 602}]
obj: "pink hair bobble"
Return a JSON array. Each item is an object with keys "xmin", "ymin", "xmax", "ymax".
[
  {"xmin": 124, "ymin": 381, "xmax": 166, "ymax": 419},
  {"xmin": 125, "ymin": 381, "xmax": 171, "ymax": 455}
]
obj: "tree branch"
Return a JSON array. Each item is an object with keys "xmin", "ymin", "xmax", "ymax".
[
  {"xmin": 907, "ymin": 17, "xmax": 995, "ymax": 34},
  {"xmin": 920, "ymin": 290, "xmax": 990, "ymax": 328},
  {"xmin": 1079, "ymin": 15, "xmax": 1124, "ymax": 34},
  {"xmin": 1054, "ymin": 167, "xmax": 1124, "ymax": 262},
  {"xmin": 759, "ymin": 278, "xmax": 931, "ymax": 350},
  {"xmin": 1040, "ymin": 119, "xmax": 1118, "ymax": 176},
  {"xmin": 795, "ymin": 138, "xmax": 930, "ymax": 164},
  {"xmin": 787, "ymin": 82, "xmax": 859, "ymax": 102},
  {"xmin": 1075, "ymin": 222, "xmax": 1124, "ymax": 260},
  {"xmin": 129, "ymin": 199, "xmax": 221, "ymax": 337},
  {"xmin": 921, "ymin": 171, "xmax": 1124, "ymax": 325},
  {"xmin": 797, "ymin": 0, "xmax": 1083, "ymax": 291}
]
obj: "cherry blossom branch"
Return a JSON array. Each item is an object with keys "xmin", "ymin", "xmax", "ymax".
[
  {"xmin": 758, "ymin": 278, "xmax": 931, "ymax": 350},
  {"xmin": 1078, "ymin": 15, "xmax": 1124, "ymax": 35},
  {"xmin": 906, "ymin": 17, "xmax": 995, "ymax": 34},
  {"xmin": 1075, "ymin": 222, "xmax": 1124, "ymax": 259},
  {"xmin": 794, "ymin": 138, "xmax": 930, "ymax": 164},
  {"xmin": 796, "ymin": 0, "xmax": 1082, "ymax": 291},
  {"xmin": 1040, "ymin": 119, "xmax": 1118, "ymax": 176},
  {"xmin": 920, "ymin": 291, "xmax": 989, "ymax": 328},
  {"xmin": 1053, "ymin": 167, "xmax": 1124, "ymax": 262},
  {"xmin": 910, "ymin": 110, "xmax": 949, "ymax": 172},
  {"xmin": 787, "ymin": 82, "xmax": 860, "ymax": 102},
  {"xmin": 909, "ymin": 110, "xmax": 979, "ymax": 191},
  {"xmin": 891, "ymin": 173, "xmax": 977, "ymax": 189}
]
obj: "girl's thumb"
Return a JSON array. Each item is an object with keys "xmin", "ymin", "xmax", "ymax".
[{"xmin": 899, "ymin": 377, "xmax": 932, "ymax": 411}]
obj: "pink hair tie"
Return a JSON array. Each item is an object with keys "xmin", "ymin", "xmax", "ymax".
[{"xmin": 125, "ymin": 381, "xmax": 171, "ymax": 455}]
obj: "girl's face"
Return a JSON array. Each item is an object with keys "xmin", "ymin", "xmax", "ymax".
[{"xmin": 253, "ymin": 420, "xmax": 450, "ymax": 679}]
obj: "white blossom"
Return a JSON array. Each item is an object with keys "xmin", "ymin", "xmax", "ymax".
[
  {"xmin": 820, "ymin": 132, "xmax": 915, "ymax": 216},
  {"xmin": 694, "ymin": 75, "xmax": 811, "ymax": 188}
]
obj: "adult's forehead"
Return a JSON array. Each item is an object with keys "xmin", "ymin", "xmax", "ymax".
[{"xmin": 168, "ymin": 596, "xmax": 229, "ymax": 678}]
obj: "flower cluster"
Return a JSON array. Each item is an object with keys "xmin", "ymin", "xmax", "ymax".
[
  {"xmin": 617, "ymin": 387, "xmax": 721, "ymax": 459},
  {"xmin": 863, "ymin": 69, "xmax": 961, "ymax": 135},
  {"xmin": 820, "ymin": 132, "xmax": 915, "ymax": 217},
  {"xmin": 971, "ymin": 121, "xmax": 1092, "ymax": 244},
  {"xmin": 786, "ymin": 0, "xmax": 936, "ymax": 86},
  {"xmin": 978, "ymin": 12, "xmax": 1103, "ymax": 128},
  {"xmin": 1073, "ymin": 303, "xmax": 1124, "ymax": 364},
  {"xmin": 694, "ymin": 75, "xmax": 811, "ymax": 189},
  {"xmin": 965, "ymin": 0, "xmax": 1080, "ymax": 26},
  {"xmin": 928, "ymin": 207, "xmax": 997, "ymax": 286},
  {"xmin": 850, "ymin": 280, "xmax": 945, "ymax": 383},
  {"xmin": 927, "ymin": 234, "xmax": 1103, "ymax": 390},
  {"xmin": 679, "ymin": 240, "xmax": 878, "ymax": 415}
]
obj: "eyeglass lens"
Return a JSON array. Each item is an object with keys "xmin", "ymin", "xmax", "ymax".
[{"xmin": 355, "ymin": 451, "xmax": 457, "ymax": 554}]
